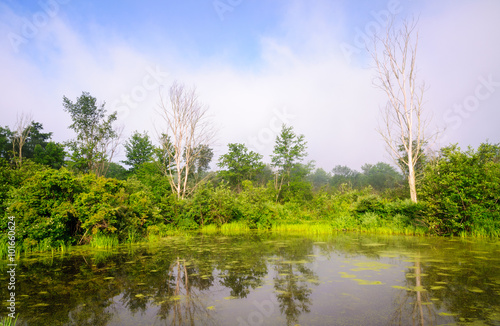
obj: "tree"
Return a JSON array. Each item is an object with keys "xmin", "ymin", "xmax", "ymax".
[
  {"xmin": 189, "ymin": 144, "xmax": 214, "ymax": 178},
  {"xmin": 157, "ymin": 81, "xmax": 216, "ymax": 199},
  {"xmin": 421, "ymin": 143, "xmax": 500, "ymax": 236},
  {"xmin": 11, "ymin": 112, "xmax": 33, "ymax": 167},
  {"xmin": 63, "ymin": 92, "xmax": 122, "ymax": 176},
  {"xmin": 370, "ymin": 18, "xmax": 432, "ymax": 203},
  {"xmin": 361, "ymin": 162, "xmax": 403, "ymax": 192},
  {"xmin": 33, "ymin": 141, "xmax": 66, "ymax": 169},
  {"xmin": 122, "ymin": 131, "xmax": 154, "ymax": 172},
  {"xmin": 23, "ymin": 121, "xmax": 53, "ymax": 159},
  {"xmin": 105, "ymin": 162, "xmax": 128, "ymax": 180},
  {"xmin": 397, "ymin": 139, "xmax": 428, "ymax": 183},
  {"xmin": 0, "ymin": 126, "xmax": 14, "ymax": 159},
  {"xmin": 217, "ymin": 143, "xmax": 265, "ymax": 191},
  {"xmin": 271, "ymin": 124, "xmax": 307, "ymax": 201},
  {"xmin": 308, "ymin": 168, "xmax": 331, "ymax": 191},
  {"xmin": 330, "ymin": 165, "xmax": 361, "ymax": 189}
]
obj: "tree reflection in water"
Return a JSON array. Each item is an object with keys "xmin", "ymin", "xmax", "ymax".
[{"xmin": 391, "ymin": 254, "xmax": 438, "ymax": 326}]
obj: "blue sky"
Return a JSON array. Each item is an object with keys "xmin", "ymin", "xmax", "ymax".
[{"xmin": 1, "ymin": 0, "xmax": 499, "ymax": 171}]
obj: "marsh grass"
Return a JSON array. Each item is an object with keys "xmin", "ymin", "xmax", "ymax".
[
  {"xmin": 221, "ymin": 221, "xmax": 250, "ymax": 234},
  {"xmin": 0, "ymin": 315, "xmax": 17, "ymax": 326},
  {"xmin": 271, "ymin": 223, "xmax": 335, "ymax": 234},
  {"xmin": 90, "ymin": 234, "xmax": 119, "ymax": 248},
  {"xmin": 200, "ymin": 224, "xmax": 218, "ymax": 234}
]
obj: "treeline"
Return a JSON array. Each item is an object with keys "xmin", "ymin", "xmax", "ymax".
[{"xmin": 1, "ymin": 92, "xmax": 499, "ymax": 253}]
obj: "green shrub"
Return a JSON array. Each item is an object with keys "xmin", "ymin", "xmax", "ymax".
[
  {"xmin": 4, "ymin": 167, "xmax": 81, "ymax": 249},
  {"xmin": 421, "ymin": 143, "xmax": 500, "ymax": 236}
]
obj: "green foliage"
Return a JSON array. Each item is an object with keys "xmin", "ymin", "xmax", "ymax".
[
  {"xmin": 22, "ymin": 121, "xmax": 53, "ymax": 159},
  {"xmin": 330, "ymin": 165, "xmax": 362, "ymax": 189},
  {"xmin": 185, "ymin": 182, "xmax": 238, "ymax": 226},
  {"xmin": 271, "ymin": 125, "xmax": 308, "ymax": 202},
  {"xmin": 421, "ymin": 143, "xmax": 500, "ymax": 236},
  {"xmin": 0, "ymin": 126, "xmax": 13, "ymax": 159},
  {"xmin": 63, "ymin": 91, "xmax": 118, "ymax": 176},
  {"xmin": 122, "ymin": 131, "xmax": 154, "ymax": 171},
  {"xmin": 308, "ymin": 168, "xmax": 331, "ymax": 191},
  {"xmin": 191, "ymin": 144, "xmax": 214, "ymax": 176},
  {"xmin": 4, "ymin": 167, "xmax": 80, "ymax": 249},
  {"xmin": 218, "ymin": 143, "xmax": 265, "ymax": 191},
  {"xmin": 33, "ymin": 141, "xmax": 66, "ymax": 169},
  {"xmin": 90, "ymin": 233, "xmax": 119, "ymax": 248},
  {"xmin": 0, "ymin": 315, "xmax": 18, "ymax": 326},
  {"xmin": 361, "ymin": 162, "xmax": 403, "ymax": 192},
  {"xmin": 105, "ymin": 162, "xmax": 128, "ymax": 180}
]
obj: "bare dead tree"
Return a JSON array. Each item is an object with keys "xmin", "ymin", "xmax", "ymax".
[
  {"xmin": 157, "ymin": 81, "xmax": 216, "ymax": 199},
  {"xmin": 370, "ymin": 17, "xmax": 432, "ymax": 203},
  {"xmin": 12, "ymin": 112, "xmax": 33, "ymax": 167},
  {"xmin": 97, "ymin": 124, "xmax": 124, "ymax": 178}
]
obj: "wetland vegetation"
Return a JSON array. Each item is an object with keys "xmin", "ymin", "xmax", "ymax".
[{"xmin": 1, "ymin": 92, "xmax": 499, "ymax": 325}]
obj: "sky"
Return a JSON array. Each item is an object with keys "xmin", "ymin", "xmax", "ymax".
[{"xmin": 1, "ymin": 0, "xmax": 499, "ymax": 172}]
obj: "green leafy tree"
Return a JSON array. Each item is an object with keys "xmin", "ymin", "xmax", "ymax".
[
  {"xmin": 122, "ymin": 131, "xmax": 154, "ymax": 172},
  {"xmin": 0, "ymin": 126, "xmax": 14, "ymax": 159},
  {"xmin": 421, "ymin": 143, "xmax": 500, "ymax": 236},
  {"xmin": 361, "ymin": 162, "xmax": 403, "ymax": 192},
  {"xmin": 308, "ymin": 168, "xmax": 331, "ymax": 191},
  {"xmin": 218, "ymin": 143, "xmax": 265, "ymax": 191},
  {"xmin": 63, "ymin": 92, "xmax": 120, "ymax": 176},
  {"xmin": 192, "ymin": 144, "xmax": 214, "ymax": 176},
  {"xmin": 23, "ymin": 121, "xmax": 53, "ymax": 159},
  {"xmin": 271, "ymin": 125, "xmax": 308, "ymax": 201},
  {"xmin": 330, "ymin": 165, "xmax": 362, "ymax": 189},
  {"xmin": 33, "ymin": 141, "xmax": 66, "ymax": 169},
  {"xmin": 105, "ymin": 162, "xmax": 128, "ymax": 180}
]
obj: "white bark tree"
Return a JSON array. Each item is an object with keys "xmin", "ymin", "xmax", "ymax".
[
  {"xmin": 157, "ymin": 81, "xmax": 216, "ymax": 199},
  {"xmin": 12, "ymin": 112, "xmax": 33, "ymax": 167},
  {"xmin": 370, "ymin": 18, "xmax": 432, "ymax": 203}
]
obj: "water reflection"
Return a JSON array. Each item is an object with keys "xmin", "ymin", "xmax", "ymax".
[{"xmin": 0, "ymin": 233, "xmax": 499, "ymax": 325}]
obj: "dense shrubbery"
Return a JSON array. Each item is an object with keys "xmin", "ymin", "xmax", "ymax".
[
  {"xmin": 420, "ymin": 143, "xmax": 500, "ymax": 236},
  {"xmin": 0, "ymin": 142, "xmax": 499, "ymax": 254}
]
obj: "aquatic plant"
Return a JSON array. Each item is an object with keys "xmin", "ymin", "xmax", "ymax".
[
  {"xmin": 90, "ymin": 233, "xmax": 119, "ymax": 248},
  {"xmin": 0, "ymin": 315, "xmax": 17, "ymax": 326}
]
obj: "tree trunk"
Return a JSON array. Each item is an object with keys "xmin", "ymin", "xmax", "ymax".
[{"xmin": 408, "ymin": 165, "xmax": 418, "ymax": 203}]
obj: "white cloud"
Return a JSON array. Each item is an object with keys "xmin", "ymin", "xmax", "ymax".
[{"xmin": 1, "ymin": 0, "xmax": 498, "ymax": 172}]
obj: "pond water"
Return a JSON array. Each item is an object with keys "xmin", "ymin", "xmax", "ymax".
[{"xmin": 1, "ymin": 232, "xmax": 500, "ymax": 325}]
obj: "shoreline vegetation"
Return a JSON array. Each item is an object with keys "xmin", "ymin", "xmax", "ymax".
[
  {"xmin": 1, "ymin": 92, "xmax": 499, "ymax": 258},
  {"xmin": 1, "ymin": 139, "xmax": 499, "ymax": 259}
]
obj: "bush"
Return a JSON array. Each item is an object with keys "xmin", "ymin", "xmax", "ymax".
[
  {"xmin": 420, "ymin": 143, "xmax": 500, "ymax": 236},
  {"xmin": 4, "ymin": 167, "xmax": 81, "ymax": 248}
]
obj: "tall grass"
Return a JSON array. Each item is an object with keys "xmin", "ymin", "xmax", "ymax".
[
  {"xmin": 200, "ymin": 224, "xmax": 218, "ymax": 234},
  {"xmin": 271, "ymin": 223, "xmax": 335, "ymax": 235},
  {"xmin": 0, "ymin": 315, "xmax": 18, "ymax": 326},
  {"xmin": 90, "ymin": 234, "xmax": 119, "ymax": 248},
  {"xmin": 0, "ymin": 239, "xmax": 70, "ymax": 259},
  {"xmin": 221, "ymin": 221, "xmax": 250, "ymax": 234}
]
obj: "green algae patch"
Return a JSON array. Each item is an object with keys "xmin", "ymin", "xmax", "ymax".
[
  {"xmin": 353, "ymin": 278, "xmax": 383, "ymax": 285},
  {"xmin": 468, "ymin": 287, "xmax": 484, "ymax": 293},
  {"xmin": 351, "ymin": 261, "xmax": 393, "ymax": 272},
  {"xmin": 439, "ymin": 312, "xmax": 458, "ymax": 316},
  {"xmin": 339, "ymin": 272, "xmax": 356, "ymax": 278}
]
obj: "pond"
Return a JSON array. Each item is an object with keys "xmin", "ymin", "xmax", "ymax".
[{"xmin": 1, "ymin": 232, "xmax": 500, "ymax": 325}]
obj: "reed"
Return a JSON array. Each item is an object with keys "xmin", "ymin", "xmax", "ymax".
[
  {"xmin": 221, "ymin": 221, "xmax": 250, "ymax": 234},
  {"xmin": 271, "ymin": 223, "xmax": 335, "ymax": 235},
  {"xmin": 90, "ymin": 234, "xmax": 119, "ymax": 248},
  {"xmin": 0, "ymin": 315, "xmax": 17, "ymax": 326},
  {"xmin": 200, "ymin": 224, "xmax": 219, "ymax": 234}
]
